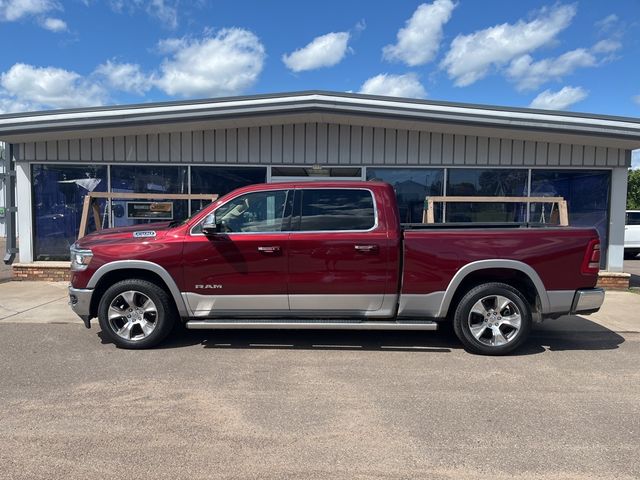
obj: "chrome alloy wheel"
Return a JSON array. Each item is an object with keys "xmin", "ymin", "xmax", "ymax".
[
  {"xmin": 107, "ymin": 290, "xmax": 158, "ymax": 341},
  {"xmin": 467, "ymin": 294, "xmax": 522, "ymax": 347}
]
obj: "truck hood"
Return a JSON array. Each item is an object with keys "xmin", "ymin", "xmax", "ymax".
[{"xmin": 75, "ymin": 221, "xmax": 175, "ymax": 248}]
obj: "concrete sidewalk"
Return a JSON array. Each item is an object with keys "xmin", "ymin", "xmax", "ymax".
[{"xmin": 0, "ymin": 281, "xmax": 638, "ymax": 333}]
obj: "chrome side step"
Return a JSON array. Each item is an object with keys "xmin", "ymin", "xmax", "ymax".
[{"xmin": 185, "ymin": 320, "xmax": 438, "ymax": 331}]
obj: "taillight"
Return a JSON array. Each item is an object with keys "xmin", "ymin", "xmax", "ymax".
[{"xmin": 581, "ymin": 239, "xmax": 600, "ymax": 275}]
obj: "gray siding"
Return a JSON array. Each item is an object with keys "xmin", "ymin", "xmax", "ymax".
[{"xmin": 16, "ymin": 122, "xmax": 629, "ymax": 168}]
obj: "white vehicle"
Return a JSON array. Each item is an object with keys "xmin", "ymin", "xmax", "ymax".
[{"xmin": 625, "ymin": 210, "xmax": 640, "ymax": 259}]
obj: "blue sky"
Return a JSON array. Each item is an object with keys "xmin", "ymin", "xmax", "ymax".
[{"xmin": 0, "ymin": 0, "xmax": 639, "ymax": 164}]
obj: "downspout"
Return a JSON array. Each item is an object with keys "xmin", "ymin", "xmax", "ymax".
[{"xmin": 2, "ymin": 142, "xmax": 17, "ymax": 264}]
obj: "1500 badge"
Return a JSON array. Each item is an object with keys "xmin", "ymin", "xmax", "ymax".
[
  {"xmin": 195, "ymin": 284, "xmax": 223, "ymax": 289},
  {"xmin": 133, "ymin": 231, "xmax": 157, "ymax": 238}
]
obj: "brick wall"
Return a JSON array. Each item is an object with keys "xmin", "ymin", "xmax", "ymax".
[
  {"xmin": 596, "ymin": 272, "xmax": 631, "ymax": 290},
  {"xmin": 12, "ymin": 262, "xmax": 70, "ymax": 282}
]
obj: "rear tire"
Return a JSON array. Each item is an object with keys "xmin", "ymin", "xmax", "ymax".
[
  {"xmin": 453, "ymin": 282, "xmax": 532, "ymax": 356},
  {"xmin": 98, "ymin": 279, "xmax": 176, "ymax": 349}
]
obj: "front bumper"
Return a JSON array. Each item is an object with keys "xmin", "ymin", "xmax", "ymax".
[
  {"xmin": 570, "ymin": 288, "xmax": 605, "ymax": 315},
  {"xmin": 68, "ymin": 285, "xmax": 93, "ymax": 328}
]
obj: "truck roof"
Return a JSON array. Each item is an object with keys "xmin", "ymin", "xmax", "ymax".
[{"xmin": 232, "ymin": 180, "xmax": 389, "ymax": 190}]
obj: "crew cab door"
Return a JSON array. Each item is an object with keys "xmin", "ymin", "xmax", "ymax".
[
  {"xmin": 182, "ymin": 189, "xmax": 292, "ymax": 317},
  {"xmin": 287, "ymin": 187, "xmax": 394, "ymax": 317}
]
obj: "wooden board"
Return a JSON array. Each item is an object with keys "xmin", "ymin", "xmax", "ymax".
[
  {"xmin": 425, "ymin": 195, "xmax": 569, "ymax": 226},
  {"xmin": 77, "ymin": 192, "xmax": 219, "ymax": 239}
]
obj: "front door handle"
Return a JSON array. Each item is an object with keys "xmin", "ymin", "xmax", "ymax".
[
  {"xmin": 354, "ymin": 244, "xmax": 379, "ymax": 253},
  {"xmin": 257, "ymin": 246, "xmax": 281, "ymax": 254}
]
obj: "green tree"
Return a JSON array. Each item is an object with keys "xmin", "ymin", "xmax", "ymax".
[{"xmin": 628, "ymin": 169, "xmax": 640, "ymax": 209}]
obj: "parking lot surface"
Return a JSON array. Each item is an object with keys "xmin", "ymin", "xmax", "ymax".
[{"xmin": 1, "ymin": 314, "xmax": 639, "ymax": 479}]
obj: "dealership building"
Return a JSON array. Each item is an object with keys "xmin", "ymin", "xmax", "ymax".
[{"xmin": 1, "ymin": 91, "xmax": 639, "ymax": 285}]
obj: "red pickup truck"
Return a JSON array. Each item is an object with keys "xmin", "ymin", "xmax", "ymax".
[{"xmin": 69, "ymin": 181, "xmax": 604, "ymax": 355}]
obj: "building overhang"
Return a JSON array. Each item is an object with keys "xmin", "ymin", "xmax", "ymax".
[{"xmin": 1, "ymin": 90, "xmax": 640, "ymax": 150}]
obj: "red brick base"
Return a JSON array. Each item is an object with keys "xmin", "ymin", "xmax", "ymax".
[
  {"xmin": 12, "ymin": 262, "xmax": 71, "ymax": 282},
  {"xmin": 596, "ymin": 272, "xmax": 630, "ymax": 290}
]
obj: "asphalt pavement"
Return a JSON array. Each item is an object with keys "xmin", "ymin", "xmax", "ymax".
[{"xmin": 0, "ymin": 283, "xmax": 639, "ymax": 479}]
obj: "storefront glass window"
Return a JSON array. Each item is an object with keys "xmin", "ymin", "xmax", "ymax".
[
  {"xmin": 110, "ymin": 166, "xmax": 188, "ymax": 226},
  {"xmin": 190, "ymin": 166, "xmax": 266, "ymax": 214},
  {"xmin": 32, "ymin": 164, "xmax": 107, "ymax": 260},
  {"xmin": 366, "ymin": 168, "xmax": 444, "ymax": 223},
  {"xmin": 530, "ymin": 169, "xmax": 610, "ymax": 266},
  {"xmin": 446, "ymin": 169, "xmax": 528, "ymax": 222}
]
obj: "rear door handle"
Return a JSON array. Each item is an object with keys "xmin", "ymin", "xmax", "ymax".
[
  {"xmin": 354, "ymin": 244, "xmax": 379, "ymax": 253},
  {"xmin": 257, "ymin": 246, "xmax": 281, "ymax": 254}
]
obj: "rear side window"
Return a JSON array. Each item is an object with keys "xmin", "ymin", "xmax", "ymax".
[
  {"xmin": 298, "ymin": 189, "xmax": 376, "ymax": 231},
  {"xmin": 627, "ymin": 212, "xmax": 640, "ymax": 226}
]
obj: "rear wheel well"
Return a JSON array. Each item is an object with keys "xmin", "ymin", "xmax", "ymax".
[
  {"xmin": 90, "ymin": 269, "xmax": 177, "ymax": 318},
  {"xmin": 446, "ymin": 268, "xmax": 540, "ymax": 319}
]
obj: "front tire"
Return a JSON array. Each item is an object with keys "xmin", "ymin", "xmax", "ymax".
[
  {"xmin": 98, "ymin": 279, "xmax": 176, "ymax": 349},
  {"xmin": 453, "ymin": 282, "xmax": 532, "ymax": 355}
]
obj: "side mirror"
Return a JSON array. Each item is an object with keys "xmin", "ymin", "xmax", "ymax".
[{"xmin": 201, "ymin": 212, "xmax": 220, "ymax": 235}]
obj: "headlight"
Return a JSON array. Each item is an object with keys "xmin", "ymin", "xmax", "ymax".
[{"xmin": 70, "ymin": 245, "xmax": 93, "ymax": 271}]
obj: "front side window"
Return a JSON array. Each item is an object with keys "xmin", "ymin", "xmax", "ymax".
[
  {"xmin": 213, "ymin": 190, "xmax": 288, "ymax": 233},
  {"xmin": 298, "ymin": 189, "xmax": 375, "ymax": 231}
]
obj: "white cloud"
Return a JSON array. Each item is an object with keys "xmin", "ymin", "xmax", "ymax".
[
  {"xmin": 108, "ymin": 0, "xmax": 178, "ymax": 29},
  {"xmin": 0, "ymin": 63, "xmax": 106, "ymax": 112},
  {"xmin": 634, "ymin": 95, "xmax": 640, "ymax": 106},
  {"xmin": 0, "ymin": 96, "xmax": 33, "ymax": 114},
  {"xmin": 95, "ymin": 60, "xmax": 151, "ymax": 95},
  {"xmin": 441, "ymin": 4, "xmax": 576, "ymax": 87},
  {"xmin": 529, "ymin": 86, "xmax": 587, "ymax": 110},
  {"xmin": 592, "ymin": 39, "xmax": 621, "ymax": 54},
  {"xmin": 0, "ymin": 0, "xmax": 58, "ymax": 21},
  {"xmin": 154, "ymin": 28, "xmax": 266, "ymax": 97},
  {"xmin": 596, "ymin": 14, "xmax": 618, "ymax": 33},
  {"xmin": 506, "ymin": 39, "xmax": 622, "ymax": 91},
  {"xmin": 41, "ymin": 16, "xmax": 66, "ymax": 32},
  {"xmin": 146, "ymin": 0, "xmax": 177, "ymax": 29},
  {"xmin": 507, "ymin": 49, "xmax": 596, "ymax": 91},
  {"xmin": 359, "ymin": 73, "xmax": 426, "ymax": 98},
  {"xmin": 383, "ymin": 0, "xmax": 456, "ymax": 66},
  {"xmin": 282, "ymin": 32, "xmax": 351, "ymax": 72}
]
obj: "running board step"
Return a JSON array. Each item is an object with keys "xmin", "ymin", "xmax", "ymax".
[{"xmin": 185, "ymin": 320, "xmax": 438, "ymax": 331}]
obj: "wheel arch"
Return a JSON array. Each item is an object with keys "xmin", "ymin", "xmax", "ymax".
[
  {"xmin": 438, "ymin": 260, "xmax": 550, "ymax": 318},
  {"xmin": 87, "ymin": 260, "xmax": 189, "ymax": 319}
]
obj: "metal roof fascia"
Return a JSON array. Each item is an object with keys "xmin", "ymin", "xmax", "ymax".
[{"xmin": 0, "ymin": 93, "xmax": 639, "ymax": 141}]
